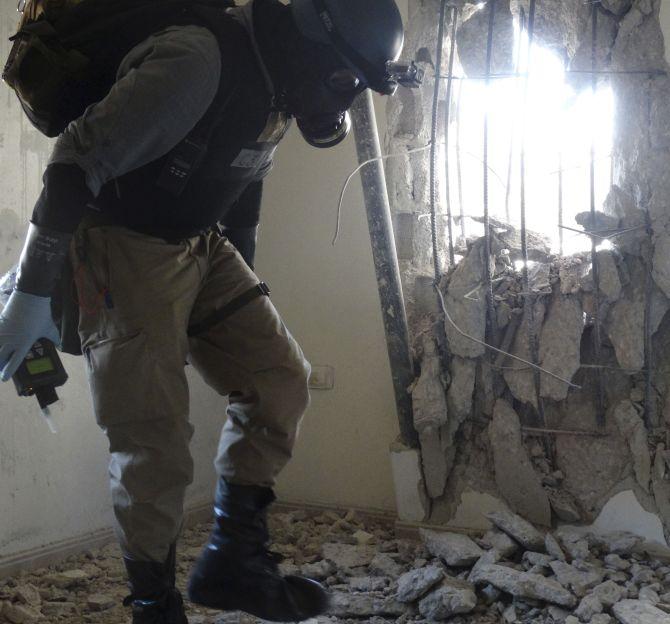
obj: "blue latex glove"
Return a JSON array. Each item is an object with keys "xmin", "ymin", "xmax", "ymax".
[{"xmin": 0, "ymin": 290, "xmax": 60, "ymax": 382}]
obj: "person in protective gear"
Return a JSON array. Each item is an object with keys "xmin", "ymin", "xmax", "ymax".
[{"xmin": 0, "ymin": 0, "xmax": 407, "ymax": 622}]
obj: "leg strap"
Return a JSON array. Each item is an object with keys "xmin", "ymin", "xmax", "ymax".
[{"xmin": 187, "ymin": 282, "xmax": 270, "ymax": 337}]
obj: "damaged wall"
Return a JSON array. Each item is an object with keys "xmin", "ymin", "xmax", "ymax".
[{"xmin": 389, "ymin": 0, "xmax": 670, "ymax": 542}]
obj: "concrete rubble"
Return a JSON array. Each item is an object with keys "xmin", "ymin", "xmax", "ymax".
[
  {"xmin": 386, "ymin": 0, "xmax": 670, "ymax": 552},
  {"xmin": 5, "ymin": 507, "xmax": 670, "ymax": 623}
]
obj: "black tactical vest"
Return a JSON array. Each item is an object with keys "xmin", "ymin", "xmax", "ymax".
[{"xmin": 91, "ymin": 9, "xmax": 290, "ymax": 240}]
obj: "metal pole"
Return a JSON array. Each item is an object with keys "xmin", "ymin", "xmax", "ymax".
[{"xmin": 350, "ymin": 90, "xmax": 419, "ymax": 448}]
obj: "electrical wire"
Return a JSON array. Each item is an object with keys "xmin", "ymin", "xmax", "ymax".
[
  {"xmin": 332, "ymin": 149, "xmax": 584, "ymax": 389},
  {"xmin": 331, "ymin": 144, "xmax": 433, "ymax": 246},
  {"xmin": 332, "ymin": 143, "xmax": 511, "ymax": 247},
  {"xmin": 434, "ymin": 286, "xmax": 581, "ymax": 389}
]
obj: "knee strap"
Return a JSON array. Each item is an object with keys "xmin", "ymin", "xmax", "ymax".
[{"xmin": 187, "ymin": 282, "xmax": 270, "ymax": 337}]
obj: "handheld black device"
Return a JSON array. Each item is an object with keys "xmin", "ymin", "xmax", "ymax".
[{"xmin": 12, "ymin": 339, "xmax": 68, "ymax": 409}]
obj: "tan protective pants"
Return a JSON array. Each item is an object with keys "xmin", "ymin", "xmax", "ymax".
[{"xmin": 73, "ymin": 226, "xmax": 310, "ymax": 562}]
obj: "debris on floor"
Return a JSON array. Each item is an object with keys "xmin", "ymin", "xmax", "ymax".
[{"xmin": 3, "ymin": 507, "xmax": 670, "ymax": 623}]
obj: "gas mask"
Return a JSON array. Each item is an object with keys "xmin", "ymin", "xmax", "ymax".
[{"xmin": 279, "ymin": 65, "xmax": 365, "ymax": 149}]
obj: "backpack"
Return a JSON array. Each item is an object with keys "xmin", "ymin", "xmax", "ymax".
[{"xmin": 2, "ymin": 0, "xmax": 235, "ymax": 137}]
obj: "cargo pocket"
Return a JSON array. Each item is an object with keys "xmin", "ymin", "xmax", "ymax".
[{"xmin": 85, "ymin": 331, "xmax": 155, "ymax": 427}]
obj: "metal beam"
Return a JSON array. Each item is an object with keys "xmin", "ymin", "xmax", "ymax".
[{"xmin": 350, "ymin": 90, "xmax": 419, "ymax": 448}]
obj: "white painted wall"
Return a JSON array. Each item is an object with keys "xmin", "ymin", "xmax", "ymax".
[
  {"xmin": 259, "ymin": 113, "xmax": 400, "ymax": 513},
  {"xmin": 0, "ymin": 2, "xmax": 405, "ymax": 563}
]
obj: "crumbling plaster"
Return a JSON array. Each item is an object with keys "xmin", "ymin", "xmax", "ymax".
[{"xmin": 388, "ymin": 0, "xmax": 670, "ymax": 542}]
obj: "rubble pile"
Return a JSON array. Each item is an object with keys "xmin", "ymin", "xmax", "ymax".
[
  {"xmin": 406, "ymin": 209, "xmax": 670, "ymax": 538},
  {"xmin": 3, "ymin": 507, "xmax": 670, "ymax": 624}
]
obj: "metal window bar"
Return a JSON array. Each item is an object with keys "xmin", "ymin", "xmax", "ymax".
[
  {"xmin": 504, "ymin": 8, "xmax": 526, "ymax": 225},
  {"xmin": 590, "ymin": 1, "xmax": 606, "ymax": 428},
  {"xmin": 644, "ymin": 210, "xmax": 654, "ymax": 429},
  {"xmin": 456, "ymin": 79, "xmax": 466, "ymax": 243},
  {"xmin": 438, "ymin": 69, "xmax": 667, "ymax": 80},
  {"xmin": 444, "ymin": 5, "xmax": 458, "ymax": 267},
  {"xmin": 483, "ymin": 0, "xmax": 499, "ymax": 345},
  {"xmin": 430, "ymin": 0, "xmax": 448, "ymax": 282},
  {"xmin": 518, "ymin": 0, "xmax": 545, "ymax": 425}
]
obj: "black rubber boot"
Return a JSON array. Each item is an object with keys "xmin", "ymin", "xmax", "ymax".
[
  {"xmin": 188, "ymin": 479, "xmax": 330, "ymax": 622},
  {"xmin": 123, "ymin": 545, "xmax": 188, "ymax": 624}
]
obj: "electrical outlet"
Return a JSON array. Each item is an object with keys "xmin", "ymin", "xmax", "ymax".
[{"xmin": 309, "ymin": 365, "xmax": 335, "ymax": 390}]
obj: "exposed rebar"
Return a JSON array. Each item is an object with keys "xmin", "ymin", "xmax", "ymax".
[
  {"xmin": 521, "ymin": 427, "xmax": 608, "ymax": 438},
  {"xmin": 483, "ymin": 0, "xmax": 499, "ymax": 344},
  {"xmin": 644, "ymin": 209, "xmax": 654, "ymax": 430},
  {"xmin": 504, "ymin": 8, "xmax": 525, "ymax": 225},
  {"xmin": 558, "ymin": 149, "xmax": 564, "ymax": 256},
  {"xmin": 444, "ymin": 5, "xmax": 458, "ymax": 267},
  {"xmin": 456, "ymin": 78, "xmax": 466, "ymax": 243},
  {"xmin": 438, "ymin": 69, "xmax": 667, "ymax": 80},
  {"xmin": 430, "ymin": 0, "xmax": 448, "ymax": 282},
  {"xmin": 589, "ymin": 0, "xmax": 606, "ymax": 428},
  {"xmin": 518, "ymin": 0, "xmax": 544, "ymax": 425}
]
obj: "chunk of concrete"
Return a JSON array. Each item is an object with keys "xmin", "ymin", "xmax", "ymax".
[
  {"xmin": 328, "ymin": 592, "xmax": 408, "ymax": 618},
  {"xmin": 592, "ymin": 580, "xmax": 626, "ymax": 608},
  {"xmin": 322, "ymin": 543, "xmax": 378, "ymax": 569},
  {"xmin": 502, "ymin": 299, "xmax": 547, "ymax": 408},
  {"xmin": 446, "ymin": 356, "xmax": 477, "ymax": 428},
  {"xmin": 396, "ymin": 565, "xmax": 445, "ymax": 603},
  {"xmin": 1, "ymin": 603, "xmax": 41, "ymax": 624},
  {"xmin": 486, "ymin": 509, "xmax": 546, "ymax": 552},
  {"xmin": 418, "ymin": 427, "xmax": 449, "ymax": 500},
  {"xmin": 469, "ymin": 563, "xmax": 577, "ymax": 608},
  {"xmin": 613, "ymin": 400, "xmax": 651, "ymax": 493},
  {"xmin": 390, "ymin": 441, "xmax": 429, "ymax": 523},
  {"xmin": 593, "ymin": 531, "xmax": 643, "ymax": 556},
  {"xmin": 547, "ymin": 488, "xmax": 582, "ymax": 523},
  {"xmin": 595, "ymin": 250, "xmax": 623, "ymax": 302},
  {"xmin": 613, "ymin": 599, "xmax": 670, "ymax": 623},
  {"xmin": 549, "ymin": 561, "xmax": 606, "ymax": 591},
  {"xmin": 456, "ymin": 0, "xmax": 515, "ymax": 77},
  {"xmin": 418, "ymin": 578, "xmax": 477, "ymax": 620},
  {"xmin": 539, "ymin": 294, "xmax": 584, "ymax": 401},
  {"xmin": 488, "ymin": 400, "xmax": 551, "ymax": 526},
  {"xmin": 481, "ymin": 529, "xmax": 519, "ymax": 559},
  {"xmin": 545, "ymin": 533, "xmax": 567, "ymax": 562},
  {"xmin": 443, "ymin": 238, "xmax": 490, "ymax": 359},
  {"xmin": 413, "ymin": 336, "xmax": 450, "ymax": 499},
  {"xmin": 420, "ymin": 529, "xmax": 485, "ymax": 567},
  {"xmin": 606, "ymin": 257, "xmax": 669, "ymax": 372}
]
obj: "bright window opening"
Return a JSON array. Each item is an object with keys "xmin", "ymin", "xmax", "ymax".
[{"xmin": 443, "ymin": 26, "xmax": 615, "ymax": 256}]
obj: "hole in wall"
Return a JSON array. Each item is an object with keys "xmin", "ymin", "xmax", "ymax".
[{"xmin": 441, "ymin": 25, "xmax": 615, "ymax": 257}]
